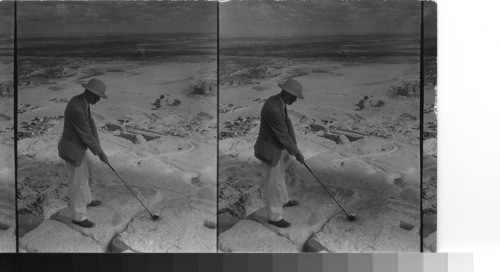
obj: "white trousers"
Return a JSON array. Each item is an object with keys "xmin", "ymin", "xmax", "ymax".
[
  {"xmin": 66, "ymin": 153, "xmax": 92, "ymax": 221},
  {"xmin": 263, "ymin": 153, "xmax": 289, "ymax": 221}
]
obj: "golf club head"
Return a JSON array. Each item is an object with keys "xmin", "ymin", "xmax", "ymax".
[
  {"xmin": 347, "ymin": 214, "xmax": 357, "ymax": 222},
  {"xmin": 151, "ymin": 214, "xmax": 160, "ymax": 221}
]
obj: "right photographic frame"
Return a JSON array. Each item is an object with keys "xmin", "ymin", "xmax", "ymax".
[{"xmin": 217, "ymin": 0, "xmax": 437, "ymax": 253}]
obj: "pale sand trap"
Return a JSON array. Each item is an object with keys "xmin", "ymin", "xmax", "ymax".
[
  {"xmin": 18, "ymin": 59, "xmax": 217, "ymax": 252},
  {"xmin": 218, "ymin": 58, "xmax": 421, "ymax": 252}
]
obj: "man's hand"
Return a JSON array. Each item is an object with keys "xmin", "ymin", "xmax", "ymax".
[
  {"xmin": 99, "ymin": 152, "xmax": 108, "ymax": 164},
  {"xmin": 295, "ymin": 152, "xmax": 305, "ymax": 164}
]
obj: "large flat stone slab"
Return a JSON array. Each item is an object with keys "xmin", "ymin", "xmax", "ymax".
[
  {"xmin": 217, "ymin": 211, "xmax": 239, "ymax": 235},
  {"xmin": 306, "ymin": 198, "xmax": 419, "ymax": 252},
  {"xmin": 300, "ymin": 154, "xmax": 403, "ymax": 200},
  {"xmin": 0, "ymin": 228, "xmax": 15, "ymax": 252},
  {"xmin": 189, "ymin": 185, "xmax": 216, "ymax": 214},
  {"xmin": 0, "ymin": 183, "xmax": 15, "ymax": 228},
  {"xmin": 50, "ymin": 184, "xmax": 163, "ymax": 250},
  {"xmin": 423, "ymin": 231, "xmax": 437, "ymax": 252},
  {"xmin": 248, "ymin": 185, "xmax": 360, "ymax": 250},
  {"xmin": 94, "ymin": 184, "xmax": 164, "ymax": 219},
  {"xmin": 18, "ymin": 214, "xmax": 43, "ymax": 238},
  {"xmin": 19, "ymin": 220, "xmax": 103, "ymax": 253},
  {"xmin": 0, "ymin": 180, "xmax": 15, "ymax": 253},
  {"xmin": 111, "ymin": 197, "xmax": 216, "ymax": 253},
  {"xmin": 218, "ymin": 220, "xmax": 298, "ymax": 253},
  {"xmin": 50, "ymin": 206, "xmax": 125, "ymax": 250}
]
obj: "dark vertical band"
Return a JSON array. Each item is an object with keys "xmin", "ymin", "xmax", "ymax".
[
  {"xmin": 419, "ymin": 0, "xmax": 425, "ymax": 253},
  {"xmin": 13, "ymin": 0, "xmax": 19, "ymax": 253},
  {"xmin": 216, "ymin": 0, "xmax": 220, "ymax": 252}
]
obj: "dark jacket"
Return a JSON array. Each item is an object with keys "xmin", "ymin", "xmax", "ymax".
[
  {"xmin": 254, "ymin": 94, "xmax": 299, "ymax": 167},
  {"xmin": 58, "ymin": 94, "xmax": 104, "ymax": 167}
]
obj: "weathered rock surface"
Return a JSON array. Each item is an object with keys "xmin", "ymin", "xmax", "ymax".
[
  {"xmin": 50, "ymin": 206, "xmax": 126, "ymax": 250},
  {"xmin": 398, "ymin": 188, "xmax": 420, "ymax": 206},
  {"xmin": 92, "ymin": 185, "xmax": 164, "ymax": 220},
  {"xmin": 111, "ymin": 197, "xmax": 216, "ymax": 252},
  {"xmin": 133, "ymin": 134, "xmax": 147, "ymax": 144},
  {"xmin": 0, "ymin": 143, "xmax": 15, "ymax": 239},
  {"xmin": 248, "ymin": 185, "xmax": 360, "ymax": 250},
  {"xmin": 0, "ymin": 183, "xmax": 15, "ymax": 228},
  {"xmin": 18, "ymin": 214, "xmax": 43, "ymax": 238},
  {"xmin": 423, "ymin": 138, "xmax": 437, "ymax": 157},
  {"xmin": 0, "ymin": 228, "xmax": 15, "ymax": 252},
  {"xmin": 219, "ymin": 138, "xmax": 422, "ymax": 253},
  {"xmin": 189, "ymin": 185, "xmax": 216, "ymax": 214},
  {"xmin": 307, "ymin": 199, "xmax": 419, "ymax": 252},
  {"xmin": 218, "ymin": 220, "xmax": 298, "ymax": 253},
  {"xmin": 422, "ymin": 155, "xmax": 437, "ymax": 252},
  {"xmin": 19, "ymin": 220, "xmax": 103, "ymax": 253},
  {"xmin": 217, "ymin": 212, "xmax": 239, "ymax": 235},
  {"xmin": 339, "ymin": 135, "xmax": 350, "ymax": 145},
  {"xmin": 38, "ymin": 184, "xmax": 163, "ymax": 251},
  {"xmin": 422, "ymin": 214, "xmax": 437, "ymax": 237},
  {"xmin": 399, "ymin": 221, "xmax": 415, "ymax": 230},
  {"xmin": 423, "ymin": 231, "xmax": 437, "ymax": 252}
]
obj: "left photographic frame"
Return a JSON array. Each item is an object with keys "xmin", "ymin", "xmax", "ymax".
[
  {"xmin": 0, "ymin": 1, "xmax": 15, "ymax": 253},
  {"xmin": 16, "ymin": 1, "xmax": 217, "ymax": 253}
]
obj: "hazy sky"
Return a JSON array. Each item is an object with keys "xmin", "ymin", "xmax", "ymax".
[
  {"xmin": 17, "ymin": 1, "xmax": 217, "ymax": 37},
  {"xmin": 5, "ymin": 1, "xmax": 435, "ymax": 37},
  {"xmin": 424, "ymin": 1, "xmax": 437, "ymax": 36},
  {"xmin": 0, "ymin": 2, "xmax": 14, "ymax": 35},
  {"xmin": 220, "ymin": 0, "xmax": 422, "ymax": 36}
]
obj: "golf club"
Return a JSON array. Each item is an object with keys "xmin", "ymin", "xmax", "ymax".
[
  {"xmin": 106, "ymin": 162, "xmax": 160, "ymax": 221},
  {"xmin": 303, "ymin": 163, "xmax": 357, "ymax": 222}
]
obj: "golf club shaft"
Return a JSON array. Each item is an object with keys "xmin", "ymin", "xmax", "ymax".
[
  {"xmin": 304, "ymin": 163, "xmax": 350, "ymax": 217},
  {"xmin": 106, "ymin": 162, "xmax": 154, "ymax": 217}
]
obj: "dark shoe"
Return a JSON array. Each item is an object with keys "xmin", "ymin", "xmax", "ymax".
[
  {"xmin": 87, "ymin": 200, "xmax": 101, "ymax": 207},
  {"xmin": 268, "ymin": 219, "xmax": 291, "ymax": 228},
  {"xmin": 72, "ymin": 219, "xmax": 95, "ymax": 228},
  {"xmin": 283, "ymin": 200, "xmax": 299, "ymax": 207}
]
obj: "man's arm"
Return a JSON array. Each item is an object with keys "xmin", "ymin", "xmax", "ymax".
[
  {"xmin": 266, "ymin": 107, "xmax": 300, "ymax": 156},
  {"xmin": 89, "ymin": 113, "xmax": 100, "ymax": 145},
  {"xmin": 286, "ymin": 116, "xmax": 297, "ymax": 144},
  {"xmin": 68, "ymin": 107, "xmax": 104, "ymax": 158}
]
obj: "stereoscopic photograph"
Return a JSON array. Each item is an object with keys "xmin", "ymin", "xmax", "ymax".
[
  {"xmin": 0, "ymin": 1, "xmax": 15, "ymax": 253},
  {"xmin": 218, "ymin": 0, "xmax": 425, "ymax": 253},
  {"xmin": 16, "ymin": 1, "xmax": 217, "ymax": 252}
]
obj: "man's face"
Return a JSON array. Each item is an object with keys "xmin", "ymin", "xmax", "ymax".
[
  {"xmin": 88, "ymin": 93, "xmax": 101, "ymax": 105},
  {"xmin": 284, "ymin": 92, "xmax": 297, "ymax": 105}
]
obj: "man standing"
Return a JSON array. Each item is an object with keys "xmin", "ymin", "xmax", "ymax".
[
  {"xmin": 254, "ymin": 78, "xmax": 306, "ymax": 228},
  {"xmin": 58, "ymin": 78, "xmax": 109, "ymax": 228}
]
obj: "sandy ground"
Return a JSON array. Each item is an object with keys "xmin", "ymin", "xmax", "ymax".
[
  {"xmin": 218, "ymin": 56, "xmax": 426, "ymax": 252},
  {"xmin": 17, "ymin": 57, "xmax": 217, "ymax": 252},
  {"xmin": 0, "ymin": 57, "xmax": 15, "ymax": 252}
]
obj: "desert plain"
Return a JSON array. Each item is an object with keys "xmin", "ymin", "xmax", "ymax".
[
  {"xmin": 16, "ymin": 34, "xmax": 218, "ymax": 252},
  {"xmin": 217, "ymin": 35, "xmax": 437, "ymax": 252}
]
